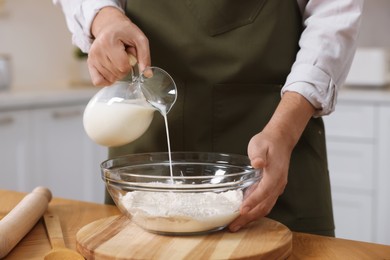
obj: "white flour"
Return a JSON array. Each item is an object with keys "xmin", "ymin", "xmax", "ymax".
[{"xmin": 119, "ymin": 190, "xmax": 243, "ymax": 233}]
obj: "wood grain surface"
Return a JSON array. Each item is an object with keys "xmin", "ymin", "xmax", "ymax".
[
  {"xmin": 76, "ymin": 215, "xmax": 292, "ymax": 260},
  {"xmin": 2, "ymin": 190, "xmax": 390, "ymax": 260}
]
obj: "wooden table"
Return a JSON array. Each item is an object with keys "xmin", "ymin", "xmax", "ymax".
[{"xmin": 1, "ymin": 189, "xmax": 390, "ymax": 259}]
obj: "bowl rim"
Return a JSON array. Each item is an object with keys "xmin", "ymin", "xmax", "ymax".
[
  {"xmin": 101, "ymin": 151, "xmax": 256, "ymax": 172},
  {"xmin": 101, "ymin": 151, "xmax": 262, "ymax": 191}
]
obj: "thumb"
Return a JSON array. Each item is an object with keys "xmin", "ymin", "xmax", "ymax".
[
  {"xmin": 247, "ymin": 137, "xmax": 268, "ymax": 169},
  {"xmin": 125, "ymin": 47, "xmax": 150, "ymax": 76},
  {"xmin": 250, "ymin": 155, "xmax": 267, "ymax": 169}
]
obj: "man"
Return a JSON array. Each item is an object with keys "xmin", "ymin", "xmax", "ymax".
[{"xmin": 54, "ymin": 0, "xmax": 363, "ymax": 236}]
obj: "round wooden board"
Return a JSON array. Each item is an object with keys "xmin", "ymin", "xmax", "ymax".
[{"xmin": 76, "ymin": 215, "xmax": 292, "ymax": 260}]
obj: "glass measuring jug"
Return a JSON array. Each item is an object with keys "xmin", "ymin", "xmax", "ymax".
[{"xmin": 83, "ymin": 66, "xmax": 177, "ymax": 147}]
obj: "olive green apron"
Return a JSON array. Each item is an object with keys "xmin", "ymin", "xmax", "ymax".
[{"xmin": 107, "ymin": 0, "xmax": 334, "ymax": 236}]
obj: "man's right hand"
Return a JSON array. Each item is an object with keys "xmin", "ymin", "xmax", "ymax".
[{"xmin": 88, "ymin": 7, "xmax": 151, "ymax": 86}]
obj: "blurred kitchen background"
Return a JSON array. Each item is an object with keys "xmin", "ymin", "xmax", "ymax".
[
  {"xmin": 0, "ymin": 0, "xmax": 88, "ymax": 90},
  {"xmin": 1, "ymin": 0, "xmax": 390, "ymax": 245}
]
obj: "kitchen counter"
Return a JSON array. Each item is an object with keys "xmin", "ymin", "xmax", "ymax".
[
  {"xmin": 338, "ymin": 85, "xmax": 390, "ymax": 104},
  {"xmin": 0, "ymin": 87, "xmax": 99, "ymax": 111},
  {"xmin": 1, "ymin": 189, "xmax": 390, "ymax": 259},
  {"xmin": 1, "ymin": 85, "xmax": 390, "ymax": 111}
]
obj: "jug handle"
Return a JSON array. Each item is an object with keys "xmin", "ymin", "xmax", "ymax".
[{"xmin": 128, "ymin": 54, "xmax": 139, "ymax": 81}]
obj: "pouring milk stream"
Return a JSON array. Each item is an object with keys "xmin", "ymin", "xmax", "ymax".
[
  {"xmin": 83, "ymin": 57, "xmax": 246, "ymax": 234},
  {"xmin": 83, "ymin": 56, "xmax": 177, "ymax": 176}
]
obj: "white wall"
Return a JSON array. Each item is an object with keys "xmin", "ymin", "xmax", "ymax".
[
  {"xmin": 0, "ymin": 0, "xmax": 78, "ymax": 91},
  {"xmin": 358, "ymin": 0, "xmax": 390, "ymax": 48}
]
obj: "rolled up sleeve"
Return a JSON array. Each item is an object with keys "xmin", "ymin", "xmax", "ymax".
[
  {"xmin": 283, "ymin": 0, "xmax": 364, "ymax": 117},
  {"xmin": 53, "ymin": 0, "xmax": 125, "ymax": 53}
]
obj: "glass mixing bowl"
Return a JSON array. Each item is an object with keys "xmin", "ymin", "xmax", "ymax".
[{"xmin": 101, "ymin": 152, "xmax": 262, "ymax": 235}]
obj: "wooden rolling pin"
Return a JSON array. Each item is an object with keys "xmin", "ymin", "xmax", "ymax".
[{"xmin": 0, "ymin": 187, "xmax": 52, "ymax": 258}]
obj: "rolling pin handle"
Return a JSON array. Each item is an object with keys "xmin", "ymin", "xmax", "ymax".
[
  {"xmin": 33, "ymin": 186, "xmax": 52, "ymax": 203},
  {"xmin": 0, "ymin": 187, "xmax": 52, "ymax": 258}
]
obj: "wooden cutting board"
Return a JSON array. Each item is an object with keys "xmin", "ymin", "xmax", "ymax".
[{"xmin": 76, "ymin": 215, "xmax": 292, "ymax": 260}]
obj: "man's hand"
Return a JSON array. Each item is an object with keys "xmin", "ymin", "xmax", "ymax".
[
  {"xmin": 228, "ymin": 130, "xmax": 291, "ymax": 232},
  {"xmin": 88, "ymin": 7, "xmax": 151, "ymax": 86},
  {"xmin": 229, "ymin": 91, "xmax": 316, "ymax": 232}
]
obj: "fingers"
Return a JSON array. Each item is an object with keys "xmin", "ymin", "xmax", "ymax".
[
  {"xmin": 228, "ymin": 174, "xmax": 279, "ymax": 232},
  {"xmin": 88, "ymin": 60, "xmax": 117, "ymax": 87},
  {"xmin": 87, "ymin": 7, "xmax": 151, "ymax": 86},
  {"xmin": 249, "ymin": 151, "xmax": 267, "ymax": 169},
  {"xmin": 123, "ymin": 29, "xmax": 151, "ymax": 73},
  {"xmin": 109, "ymin": 47, "xmax": 132, "ymax": 75},
  {"xmin": 87, "ymin": 37, "xmax": 132, "ymax": 86},
  {"xmin": 247, "ymin": 133, "xmax": 268, "ymax": 169},
  {"xmin": 89, "ymin": 37, "xmax": 150, "ymax": 86},
  {"xmin": 134, "ymin": 39, "xmax": 151, "ymax": 73},
  {"xmin": 228, "ymin": 131, "xmax": 290, "ymax": 232}
]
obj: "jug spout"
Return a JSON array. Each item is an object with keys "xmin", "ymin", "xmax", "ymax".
[
  {"xmin": 125, "ymin": 55, "xmax": 177, "ymax": 115},
  {"xmin": 138, "ymin": 66, "xmax": 177, "ymax": 115}
]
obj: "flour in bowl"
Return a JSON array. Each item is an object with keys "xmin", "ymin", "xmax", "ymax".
[{"xmin": 119, "ymin": 190, "xmax": 243, "ymax": 233}]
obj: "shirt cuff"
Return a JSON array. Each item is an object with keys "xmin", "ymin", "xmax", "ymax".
[
  {"xmin": 73, "ymin": 0, "xmax": 124, "ymax": 53},
  {"xmin": 282, "ymin": 63, "xmax": 337, "ymax": 117}
]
